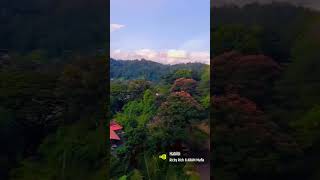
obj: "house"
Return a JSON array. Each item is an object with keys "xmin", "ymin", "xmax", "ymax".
[{"xmin": 110, "ymin": 120, "xmax": 123, "ymax": 148}]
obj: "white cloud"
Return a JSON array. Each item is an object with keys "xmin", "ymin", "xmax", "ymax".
[
  {"xmin": 167, "ymin": 50, "xmax": 187, "ymax": 59},
  {"xmin": 110, "ymin": 24, "xmax": 125, "ymax": 32},
  {"xmin": 135, "ymin": 49, "xmax": 157, "ymax": 59},
  {"xmin": 111, "ymin": 49, "xmax": 210, "ymax": 65}
]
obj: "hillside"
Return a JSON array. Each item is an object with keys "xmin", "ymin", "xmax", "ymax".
[{"xmin": 110, "ymin": 58, "xmax": 207, "ymax": 81}]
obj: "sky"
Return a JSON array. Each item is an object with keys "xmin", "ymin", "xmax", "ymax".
[{"xmin": 110, "ymin": 0, "xmax": 210, "ymax": 64}]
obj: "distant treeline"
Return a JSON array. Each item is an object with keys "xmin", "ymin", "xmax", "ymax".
[{"xmin": 110, "ymin": 58, "xmax": 207, "ymax": 82}]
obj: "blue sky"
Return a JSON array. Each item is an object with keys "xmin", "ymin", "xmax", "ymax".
[{"xmin": 110, "ymin": 0, "xmax": 210, "ymax": 64}]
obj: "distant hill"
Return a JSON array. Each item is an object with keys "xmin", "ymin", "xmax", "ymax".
[{"xmin": 110, "ymin": 58, "xmax": 207, "ymax": 81}]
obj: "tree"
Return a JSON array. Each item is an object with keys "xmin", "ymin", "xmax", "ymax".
[
  {"xmin": 213, "ymin": 94, "xmax": 301, "ymax": 179},
  {"xmin": 115, "ymin": 89, "xmax": 157, "ymax": 128},
  {"xmin": 10, "ymin": 120, "xmax": 108, "ymax": 180},
  {"xmin": 291, "ymin": 105, "xmax": 320, "ymax": 149},
  {"xmin": 110, "ymin": 81, "xmax": 129, "ymax": 114},
  {"xmin": 198, "ymin": 65, "xmax": 210, "ymax": 109},
  {"xmin": 212, "ymin": 25, "xmax": 262, "ymax": 56},
  {"xmin": 212, "ymin": 51, "xmax": 280, "ymax": 105},
  {"xmin": 150, "ymin": 91, "xmax": 204, "ymax": 146},
  {"xmin": 171, "ymin": 78, "xmax": 198, "ymax": 96},
  {"xmin": 275, "ymin": 18, "xmax": 320, "ymax": 111},
  {"xmin": 161, "ymin": 68, "xmax": 203, "ymax": 84},
  {"xmin": 129, "ymin": 169, "xmax": 143, "ymax": 180},
  {"xmin": 127, "ymin": 80, "xmax": 151, "ymax": 100},
  {"xmin": 57, "ymin": 55, "xmax": 107, "ymax": 123}
]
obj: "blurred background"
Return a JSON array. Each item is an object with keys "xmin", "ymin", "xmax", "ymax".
[
  {"xmin": 212, "ymin": 1, "xmax": 320, "ymax": 180},
  {"xmin": 0, "ymin": 0, "xmax": 108, "ymax": 179}
]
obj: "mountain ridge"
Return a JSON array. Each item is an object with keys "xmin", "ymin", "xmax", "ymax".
[{"xmin": 110, "ymin": 58, "xmax": 207, "ymax": 81}]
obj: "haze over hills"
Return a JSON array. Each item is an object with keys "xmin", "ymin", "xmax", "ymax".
[
  {"xmin": 213, "ymin": 0, "xmax": 320, "ymax": 9},
  {"xmin": 110, "ymin": 58, "xmax": 207, "ymax": 82}
]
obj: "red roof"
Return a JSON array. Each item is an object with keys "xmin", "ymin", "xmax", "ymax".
[
  {"xmin": 110, "ymin": 121, "xmax": 122, "ymax": 140},
  {"xmin": 110, "ymin": 121, "xmax": 123, "ymax": 131},
  {"xmin": 110, "ymin": 129, "xmax": 120, "ymax": 140}
]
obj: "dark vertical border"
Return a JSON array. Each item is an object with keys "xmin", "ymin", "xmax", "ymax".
[
  {"xmin": 106, "ymin": 0, "xmax": 111, "ymax": 179},
  {"xmin": 210, "ymin": 0, "xmax": 214, "ymax": 179}
]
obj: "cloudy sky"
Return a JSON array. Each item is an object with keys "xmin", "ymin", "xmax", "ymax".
[{"xmin": 110, "ymin": 0, "xmax": 210, "ymax": 64}]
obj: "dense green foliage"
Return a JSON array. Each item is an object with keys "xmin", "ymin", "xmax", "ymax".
[
  {"xmin": 0, "ymin": 54, "xmax": 108, "ymax": 180},
  {"xmin": 212, "ymin": 3, "xmax": 320, "ymax": 180},
  {"xmin": 0, "ymin": 0, "xmax": 108, "ymax": 179},
  {"xmin": 110, "ymin": 62, "xmax": 210, "ymax": 179},
  {"xmin": 111, "ymin": 59, "xmax": 205, "ymax": 82},
  {"xmin": 212, "ymin": 2, "xmax": 316, "ymax": 61}
]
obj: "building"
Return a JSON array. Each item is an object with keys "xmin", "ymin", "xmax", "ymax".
[{"xmin": 110, "ymin": 120, "xmax": 123, "ymax": 148}]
